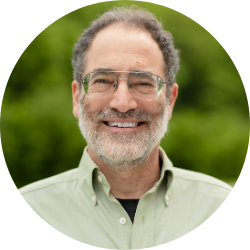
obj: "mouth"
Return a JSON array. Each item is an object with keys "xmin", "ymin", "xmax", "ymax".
[
  {"xmin": 103, "ymin": 121, "xmax": 145, "ymax": 132},
  {"xmin": 103, "ymin": 121, "xmax": 144, "ymax": 128}
]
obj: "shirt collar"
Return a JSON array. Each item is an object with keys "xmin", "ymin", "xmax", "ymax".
[
  {"xmin": 76, "ymin": 146, "xmax": 174, "ymax": 206},
  {"xmin": 159, "ymin": 147, "xmax": 174, "ymax": 206}
]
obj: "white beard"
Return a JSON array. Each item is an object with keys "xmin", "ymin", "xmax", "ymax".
[{"xmin": 78, "ymin": 98, "xmax": 169, "ymax": 171}]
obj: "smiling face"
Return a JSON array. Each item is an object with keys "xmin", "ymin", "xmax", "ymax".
[{"xmin": 72, "ymin": 24, "xmax": 178, "ymax": 170}]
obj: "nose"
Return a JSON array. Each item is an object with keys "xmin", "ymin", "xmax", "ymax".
[{"xmin": 109, "ymin": 79, "xmax": 137, "ymax": 112}]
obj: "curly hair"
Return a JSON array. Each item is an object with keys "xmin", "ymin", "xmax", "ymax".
[{"xmin": 72, "ymin": 6, "xmax": 180, "ymax": 98}]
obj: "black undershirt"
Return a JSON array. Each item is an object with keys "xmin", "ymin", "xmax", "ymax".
[
  {"xmin": 116, "ymin": 156, "xmax": 163, "ymax": 224},
  {"xmin": 116, "ymin": 198, "xmax": 139, "ymax": 223}
]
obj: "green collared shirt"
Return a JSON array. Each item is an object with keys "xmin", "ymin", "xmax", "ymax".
[{"xmin": 20, "ymin": 147, "xmax": 231, "ymax": 249}]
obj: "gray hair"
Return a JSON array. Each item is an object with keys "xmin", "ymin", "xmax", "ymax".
[{"xmin": 72, "ymin": 6, "xmax": 180, "ymax": 98}]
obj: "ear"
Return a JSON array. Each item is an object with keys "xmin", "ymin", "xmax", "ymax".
[
  {"xmin": 168, "ymin": 83, "xmax": 178, "ymax": 120},
  {"xmin": 72, "ymin": 80, "xmax": 80, "ymax": 118}
]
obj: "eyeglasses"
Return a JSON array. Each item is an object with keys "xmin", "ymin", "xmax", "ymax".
[{"xmin": 78, "ymin": 71, "xmax": 168, "ymax": 100}]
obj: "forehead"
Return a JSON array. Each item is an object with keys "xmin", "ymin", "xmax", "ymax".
[{"xmin": 84, "ymin": 24, "xmax": 165, "ymax": 77}]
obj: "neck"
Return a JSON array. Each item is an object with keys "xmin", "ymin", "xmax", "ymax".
[{"xmin": 88, "ymin": 145, "xmax": 161, "ymax": 199}]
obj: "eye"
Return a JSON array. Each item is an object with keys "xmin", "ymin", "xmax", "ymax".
[
  {"xmin": 134, "ymin": 81, "xmax": 154, "ymax": 87},
  {"xmin": 93, "ymin": 78, "xmax": 114, "ymax": 85},
  {"xmin": 142, "ymin": 82, "xmax": 153, "ymax": 86}
]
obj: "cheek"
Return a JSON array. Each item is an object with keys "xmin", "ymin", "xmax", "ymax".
[
  {"xmin": 83, "ymin": 97, "xmax": 109, "ymax": 113},
  {"xmin": 140, "ymin": 98, "xmax": 167, "ymax": 116}
]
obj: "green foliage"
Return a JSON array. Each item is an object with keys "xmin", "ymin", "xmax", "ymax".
[
  {"xmin": 1, "ymin": 1, "xmax": 249, "ymax": 188},
  {"xmin": 161, "ymin": 109, "xmax": 249, "ymax": 179}
]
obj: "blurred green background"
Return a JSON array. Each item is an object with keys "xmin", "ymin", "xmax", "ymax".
[{"xmin": 1, "ymin": 1, "xmax": 249, "ymax": 188}]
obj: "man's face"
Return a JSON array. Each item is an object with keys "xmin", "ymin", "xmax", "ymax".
[{"xmin": 72, "ymin": 24, "xmax": 178, "ymax": 170}]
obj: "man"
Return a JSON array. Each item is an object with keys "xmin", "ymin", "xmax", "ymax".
[{"xmin": 20, "ymin": 7, "xmax": 231, "ymax": 249}]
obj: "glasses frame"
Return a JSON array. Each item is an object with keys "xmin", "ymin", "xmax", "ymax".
[{"xmin": 77, "ymin": 70, "xmax": 168, "ymax": 100}]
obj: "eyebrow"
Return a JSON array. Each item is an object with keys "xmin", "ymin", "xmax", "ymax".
[{"xmin": 90, "ymin": 67, "xmax": 155, "ymax": 75}]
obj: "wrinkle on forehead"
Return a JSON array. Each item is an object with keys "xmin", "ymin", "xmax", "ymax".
[
  {"xmin": 85, "ymin": 58, "xmax": 161, "ymax": 77},
  {"xmin": 90, "ymin": 40, "xmax": 159, "ymax": 56},
  {"xmin": 86, "ymin": 51, "xmax": 162, "ymax": 73},
  {"xmin": 88, "ymin": 54, "xmax": 153, "ymax": 67},
  {"xmin": 95, "ymin": 52, "xmax": 153, "ymax": 63}
]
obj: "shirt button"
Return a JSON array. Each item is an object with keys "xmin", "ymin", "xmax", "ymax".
[
  {"xmin": 98, "ymin": 175, "xmax": 102, "ymax": 182},
  {"xmin": 165, "ymin": 194, "xmax": 169, "ymax": 202},
  {"xmin": 119, "ymin": 217, "xmax": 126, "ymax": 225},
  {"xmin": 92, "ymin": 196, "xmax": 96, "ymax": 202}
]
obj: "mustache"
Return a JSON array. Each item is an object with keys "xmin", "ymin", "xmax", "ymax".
[{"xmin": 92, "ymin": 108, "xmax": 153, "ymax": 121}]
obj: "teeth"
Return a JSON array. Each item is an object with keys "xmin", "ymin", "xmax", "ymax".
[{"xmin": 107, "ymin": 122, "xmax": 139, "ymax": 128}]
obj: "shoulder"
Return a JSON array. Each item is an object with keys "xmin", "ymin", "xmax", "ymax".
[
  {"xmin": 19, "ymin": 168, "xmax": 79, "ymax": 195},
  {"xmin": 166, "ymin": 167, "xmax": 232, "ymax": 224},
  {"xmin": 171, "ymin": 167, "xmax": 232, "ymax": 196}
]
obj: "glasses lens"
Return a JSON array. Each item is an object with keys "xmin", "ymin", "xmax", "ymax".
[
  {"xmin": 82, "ymin": 71, "xmax": 164, "ymax": 99},
  {"xmin": 129, "ymin": 73, "xmax": 162, "ymax": 100},
  {"xmin": 83, "ymin": 72, "xmax": 117, "ymax": 98}
]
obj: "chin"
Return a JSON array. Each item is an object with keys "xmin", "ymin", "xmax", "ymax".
[{"xmin": 89, "ymin": 135, "xmax": 158, "ymax": 171}]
